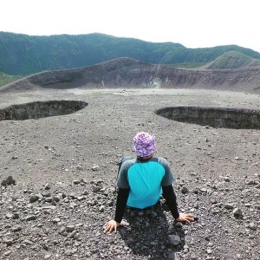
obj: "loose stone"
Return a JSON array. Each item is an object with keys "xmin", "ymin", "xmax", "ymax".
[{"xmin": 233, "ymin": 208, "xmax": 243, "ymax": 218}]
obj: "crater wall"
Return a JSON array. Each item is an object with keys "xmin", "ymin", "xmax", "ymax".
[
  {"xmin": 0, "ymin": 100, "xmax": 88, "ymax": 121},
  {"xmin": 1, "ymin": 58, "xmax": 260, "ymax": 93},
  {"xmin": 156, "ymin": 106, "xmax": 260, "ymax": 129}
]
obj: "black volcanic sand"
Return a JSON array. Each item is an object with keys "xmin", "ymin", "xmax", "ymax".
[{"xmin": 0, "ymin": 88, "xmax": 259, "ymax": 260}]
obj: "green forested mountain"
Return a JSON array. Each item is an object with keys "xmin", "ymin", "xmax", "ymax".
[{"xmin": 1, "ymin": 31, "xmax": 260, "ymax": 75}]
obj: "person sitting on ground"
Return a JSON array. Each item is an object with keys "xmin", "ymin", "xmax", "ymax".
[{"xmin": 104, "ymin": 132, "xmax": 194, "ymax": 233}]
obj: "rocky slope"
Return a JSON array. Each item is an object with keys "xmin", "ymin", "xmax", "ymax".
[{"xmin": 0, "ymin": 87, "xmax": 259, "ymax": 259}]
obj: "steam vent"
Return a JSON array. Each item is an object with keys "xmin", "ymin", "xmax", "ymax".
[
  {"xmin": 0, "ymin": 100, "xmax": 88, "ymax": 121},
  {"xmin": 155, "ymin": 106, "xmax": 260, "ymax": 129}
]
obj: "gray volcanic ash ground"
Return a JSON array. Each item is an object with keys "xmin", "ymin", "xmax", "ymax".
[{"xmin": 0, "ymin": 88, "xmax": 260, "ymax": 260}]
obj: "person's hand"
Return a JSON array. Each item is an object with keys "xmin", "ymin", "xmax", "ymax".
[
  {"xmin": 176, "ymin": 213, "xmax": 194, "ymax": 223},
  {"xmin": 104, "ymin": 220, "xmax": 120, "ymax": 233}
]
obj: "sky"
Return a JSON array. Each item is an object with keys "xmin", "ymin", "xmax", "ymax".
[{"xmin": 1, "ymin": 0, "xmax": 259, "ymax": 53}]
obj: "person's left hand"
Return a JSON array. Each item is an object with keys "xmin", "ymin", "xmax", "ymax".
[{"xmin": 104, "ymin": 220, "xmax": 120, "ymax": 233}]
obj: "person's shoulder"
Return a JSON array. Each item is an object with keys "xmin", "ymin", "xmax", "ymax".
[
  {"xmin": 121, "ymin": 158, "xmax": 136, "ymax": 168},
  {"xmin": 156, "ymin": 157, "xmax": 170, "ymax": 165}
]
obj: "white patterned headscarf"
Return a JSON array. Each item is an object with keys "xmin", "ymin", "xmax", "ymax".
[{"xmin": 133, "ymin": 132, "xmax": 156, "ymax": 158}]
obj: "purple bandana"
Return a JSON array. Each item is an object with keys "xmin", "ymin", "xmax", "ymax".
[{"xmin": 133, "ymin": 132, "xmax": 156, "ymax": 158}]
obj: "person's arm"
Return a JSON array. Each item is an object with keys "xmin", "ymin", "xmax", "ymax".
[
  {"xmin": 162, "ymin": 184, "xmax": 180, "ymax": 219},
  {"xmin": 162, "ymin": 184, "xmax": 194, "ymax": 223},
  {"xmin": 159, "ymin": 157, "xmax": 194, "ymax": 223},
  {"xmin": 104, "ymin": 188, "xmax": 130, "ymax": 233},
  {"xmin": 114, "ymin": 188, "xmax": 130, "ymax": 223},
  {"xmin": 104, "ymin": 159, "xmax": 132, "ymax": 233}
]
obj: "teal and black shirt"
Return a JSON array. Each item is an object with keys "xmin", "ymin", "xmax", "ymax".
[{"xmin": 115, "ymin": 157, "xmax": 179, "ymax": 223}]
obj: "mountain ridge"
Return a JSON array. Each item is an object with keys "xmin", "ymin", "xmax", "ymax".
[{"xmin": 1, "ymin": 32, "xmax": 260, "ymax": 75}]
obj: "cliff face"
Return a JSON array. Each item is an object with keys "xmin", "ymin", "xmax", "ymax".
[{"xmin": 1, "ymin": 57, "xmax": 260, "ymax": 93}]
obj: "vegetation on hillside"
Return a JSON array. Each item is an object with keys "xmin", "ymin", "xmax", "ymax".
[
  {"xmin": 202, "ymin": 51, "xmax": 260, "ymax": 69},
  {"xmin": 1, "ymin": 32, "xmax": 260, "ymax": 75},
  {"xmin": 0, "ymin": 72, "xmax": 23, "ymax": 87}
]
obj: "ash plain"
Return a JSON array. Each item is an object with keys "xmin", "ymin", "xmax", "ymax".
[{"xmin": 0, "ymin": 88, "xmax": 259, "ymax": 260}]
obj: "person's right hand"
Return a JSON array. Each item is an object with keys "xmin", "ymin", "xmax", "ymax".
[
  {"xmin": 176, "ymin": 213, "xmax": 194, "ymax": 223},
  {"xmin": 104, "ymin": 220, "xmax": 120, "ymax": 233}
]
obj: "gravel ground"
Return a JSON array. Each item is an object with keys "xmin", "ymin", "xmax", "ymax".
[{"xmin": 0, "ymin": 88, "xmax": 260, "ymax": 260}]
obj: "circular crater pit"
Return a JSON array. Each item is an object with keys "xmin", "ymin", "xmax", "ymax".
[
  {"xmin": 0, "ymin": 100, "xmax": 88, "ymax": 121},
  {"xmin": 155, "ymin": 106, "xmax": 260, "ymax": 129}
]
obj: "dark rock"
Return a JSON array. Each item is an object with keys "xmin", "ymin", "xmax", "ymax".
[{"xmin": 1, "ymin": 176, "xmax": 16, "ymax": 186}]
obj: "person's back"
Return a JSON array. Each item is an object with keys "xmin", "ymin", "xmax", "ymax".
[
  {"xmin": 104, "ymin": 132, "xmax": 194, "ymax": 233},
  {"xmin": 118, "ymin": 157, "xmax": 173, "ymax": 209}
]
